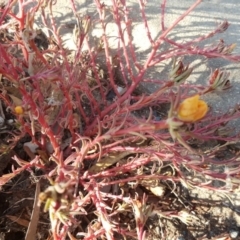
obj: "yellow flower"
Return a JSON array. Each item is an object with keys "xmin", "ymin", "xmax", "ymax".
[
  {"xmin": 15, "ymin": 106, "xmax": 24, "ymax": 115},
  {"xmin": 177, "ymin": 95, "xmax": 208, "ymax": 122}
]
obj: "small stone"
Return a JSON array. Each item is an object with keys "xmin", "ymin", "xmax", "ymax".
[
  {"xmin": 149, "ymin": 184, "xmax": 166, "ymax": 198},
  {"xmin": 24, "ymin": 141, "xmax": 38, "ymax": 154},
  {"xmin": 229, "ymin": 230, "xmax": 239, "ymax": 239},
  {"xmin": 7, "ymin": 119, "xmax": 14, "ymax": 124},
  {"xmin": 117, "ymin": 86, "xmax": 126, "ymax": 95}
]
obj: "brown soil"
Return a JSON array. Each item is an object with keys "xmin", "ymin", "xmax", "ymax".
[{"xmin": 1, "ymin": 139, "xmax": 240, "ymax": 240}]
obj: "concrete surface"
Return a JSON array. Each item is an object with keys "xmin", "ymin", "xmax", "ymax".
[{"xmin": 36, "ymin": 0, "xmax": 240, "ymax": 122}]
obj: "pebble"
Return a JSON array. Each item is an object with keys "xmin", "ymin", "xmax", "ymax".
[{"xmin": 229, "ymin": 230, "xmax": 239, "ymax": 239}]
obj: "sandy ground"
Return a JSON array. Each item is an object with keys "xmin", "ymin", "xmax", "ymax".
[{"xmin": 46, "ymin": 0, "xmax": 240, "ymax": 118}]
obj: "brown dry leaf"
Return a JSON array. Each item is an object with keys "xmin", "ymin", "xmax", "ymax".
[
  {"xmin": 6, "ymin": 214, "xmax": 29, "ymax": 227},
  {"xmin": 5, "ymin": 86, "xmax": 22, "ymax": 99},
  {"xmin": 25, "ymin": 181, "xmax": 41, "ymax": 240},
  {"xmin": 89, "ymin": 151, "xmax": 131, "ymax": 174},
  {"xmin": 37, "ymin": 149, "xmax": 50, "ymax": 165},
  {"xmin": 8, "ymin": 93, "xmax": 23, "ymax": 106}
]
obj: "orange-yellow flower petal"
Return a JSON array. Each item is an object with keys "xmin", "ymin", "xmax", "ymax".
[
  {"xmin": 177, "ymin": 95, "xmax": 208, "ymax": 122},
  {"xmin": 15, "ymin": 106, "xmax": 24, "ymax": 115}
]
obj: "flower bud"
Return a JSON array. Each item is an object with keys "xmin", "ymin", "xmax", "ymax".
[
  {"xmin": 15, "ymin": 106, "xmax": 24, "ymax": 115},
  {"xmin": 209, "ymin": 69, "xmax": 231, "ymax": 91},
  {"xmin": 169, "ymin": 59, "xmax": 193, "ymax": 84}
]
